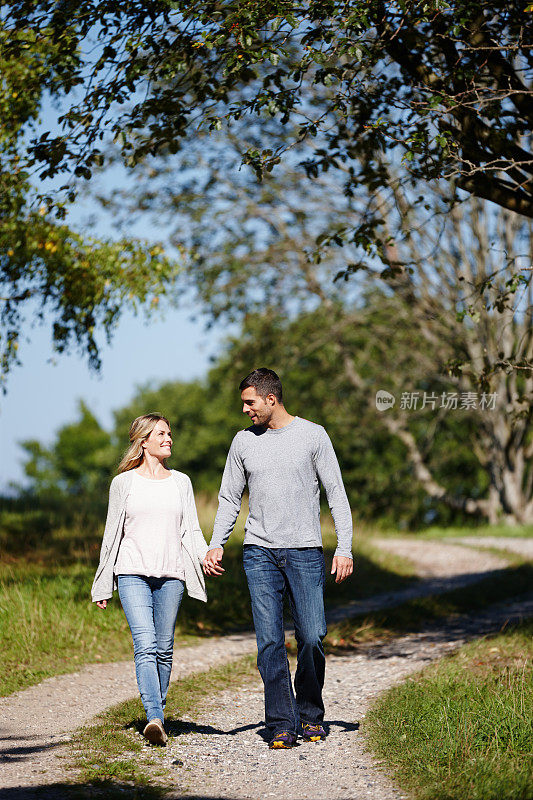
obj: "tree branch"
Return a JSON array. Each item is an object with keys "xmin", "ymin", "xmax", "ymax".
[{"xmin": 457, "ymin": 174, "xmax": 533, "ymax": 218}]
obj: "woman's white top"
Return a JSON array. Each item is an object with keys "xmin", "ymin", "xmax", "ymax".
[{"xmin": 114, "ymin": 471, "xmax": 185, "ymax": 580}]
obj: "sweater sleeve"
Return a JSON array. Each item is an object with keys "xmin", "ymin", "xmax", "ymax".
[
  {"xmin": 314, "ymin": 428, "xmax": 354, "ymax": 558},
  {"xmin": 208, "ymin": 434, "xmax": 246, "ymax": 550}
]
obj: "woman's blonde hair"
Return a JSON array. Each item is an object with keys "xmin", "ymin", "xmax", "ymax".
[{"xmin": 117, "ymin": 413, "xmax": 171, "ymax": 474}]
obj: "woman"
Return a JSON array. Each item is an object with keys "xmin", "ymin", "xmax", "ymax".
[{"xmin": 91, "ymin": 413, "xmax": 208, "ymax": 746}]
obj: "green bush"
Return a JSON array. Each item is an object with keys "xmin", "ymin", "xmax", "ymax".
[{"xmin": 0, "ymin": 509, "xmax": 54, "ymax": 551}]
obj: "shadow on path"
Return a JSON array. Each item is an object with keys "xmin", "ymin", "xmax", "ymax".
[
  {"xmin": 162, "ymin": 718, "xmax": 359, "ymax": 744},
  {"xmin": 0, "ymin": 785, "xmax": 522, "ymax": 800},
  {"xmin": 0, "ymin": 740, "xmax": 64, "ymax": 763},
  {"xmin": 326, "ymin": 567, "xmax": 512, "ymax": 623},
  {"xmin": 329, "ymin": 591, "xmax": 533, "ymax": 662},
  {"xmin": 161, "ymin": 720, "xmax": 262, "ymax": 739}
]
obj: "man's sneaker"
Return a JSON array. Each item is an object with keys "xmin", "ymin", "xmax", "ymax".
[
  {"xmin": 268, "ymin": 731, "xmax": 297, "ymax": 749},
  {"xmin": 143, "ymin": 718, "xmax": 168, "ymax": 746},
  {"xmin": 301, "ymin": 722, "xmax": 326, "ymax": 742}
]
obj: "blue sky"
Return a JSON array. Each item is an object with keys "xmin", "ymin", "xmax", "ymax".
[
  {"xmin": 0, "ymin": 86, "xmax": 233, "ymax": 491},
  {"xmin": 0, "ymin": 303, "xmax": 224, "ymax": 490}
]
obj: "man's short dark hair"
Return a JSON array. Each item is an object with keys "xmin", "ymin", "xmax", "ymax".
[{"xmin": 239, "ymin": 368, "xmax": 283, "ymax": 403}]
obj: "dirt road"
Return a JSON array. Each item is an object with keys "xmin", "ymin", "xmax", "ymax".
[{"xmin": 0, "ymin": 536, "xmax": 530, "ymax": 799}]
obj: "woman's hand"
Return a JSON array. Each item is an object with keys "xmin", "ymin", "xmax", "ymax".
[
  {"xmin": 96, "ymin": 600, "xmax": 107, "ymax": 610},
  {"xmin": 203, "ymin": 548, "xmax": 225, "ymax": 577}
]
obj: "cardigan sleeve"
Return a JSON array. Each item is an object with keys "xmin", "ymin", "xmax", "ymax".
[
  {"xmin": 185, "ymin": 474, "xmax": 208, "ymax": 561},
  {"xmin": 91, "ymin": 475, "xmax": 124, "ymax": 602},
  {"xmin": 97, "ymin": 476, "xmax": 122, "ymax": 561}
]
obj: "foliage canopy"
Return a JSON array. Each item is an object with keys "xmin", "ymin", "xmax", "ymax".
[
  {"xmin": 4, "ymin": 1, "xmax": 533, "ymax": 216},
  {"xmin": 0, "ymin": 16, "xmax": 180, "ymax": 387}
]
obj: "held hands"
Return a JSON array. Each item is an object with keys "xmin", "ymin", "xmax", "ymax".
[
  {"xmin": 202, "ymin": 549, "xmax": 351, "ymax": 581},
  {"xmin": 203, "ymin": 547, "xmax": 225, "ymax": 577},
  {"xmin": 331, "ymin": 555, "xmax": 354, "ymax": 584},
  {"xmin": 96, "ymin": 600, "xmax": 107, "ymax": 610}
]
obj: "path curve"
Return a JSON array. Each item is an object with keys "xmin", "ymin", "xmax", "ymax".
[
  {"xmin": 163, "ymin": 594, "xmax": 533, "ymax": 800},
  {"xmin": 0, "ymin": 634, "xmax": 256, "ymax": 793},
  {"xmin": 0, "ymin": 537, "xmax": 530, "ymax": 798},
  {"xmin": 454, "ymin": 536, "xmax": 533, "ymax": 560},
  {"xmin": 328, "ymin": 538, "xmax": 509, "ymax": 623},
  {"xmin": 371, "ymin": 537, "xmax": 509, "ymax": 576}
]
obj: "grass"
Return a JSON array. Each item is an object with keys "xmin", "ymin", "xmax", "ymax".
[
  {"xmin": 363, "ymin": 620, "xmax": 533, "ymax": 800},
  {"xmin": 180, "ymin": 506, "xmax": 419, "ymax": 631},
  {"xmin": 376, "ymin": 522, "xmax": 533, "ymax": 540},
  {"xmin": 3, "ymin": 492, "xmax": 529, "ymax": 697},
  {"xmin": 3, "ymin": 497, "xmax": 531, "ymax": 797},
  {"xmin": 323, "ymin": 562, "xmax": 533, "ymax": 651},
  {"xmin": 323, "ymin": 528, "xmax": 418, "ymax": 607},
  {"xmin": 68, "ymin": 655, "xmax": 258, "ymax": 798},
  {"xmin": 0, "ymin": 561, "xmax": 136, "ymax": 696},
  {"xmin": 0, "ymin": 499, "xmax": 419, "ymax": 696}
]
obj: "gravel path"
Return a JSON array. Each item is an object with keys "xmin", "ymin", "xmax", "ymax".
[
  {"xmin": 328, "ymin": 538, "xmax": 509, "ymax": 623},
  {"xmin": 454, "ymin": 536, "xmax": 533, "ymax": 560},
  {"xmin": 371, "ymin": 537, "xmax": 509, "ymax": 576},
  {"xmin": 149, "ymin": 594, "xmax": 533, "ymax": 800},
  {"xmin": 0, "ymin": 536, "xmax": 531, "ymax": 799},
  {"xmin": 0, "ymin": 634, "xmax": 256, "ymax": 794}
]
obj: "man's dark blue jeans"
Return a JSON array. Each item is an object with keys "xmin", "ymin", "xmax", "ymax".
[{"xmin": 243, "ymin": 544, "xmax": 327, "ymax": 738}]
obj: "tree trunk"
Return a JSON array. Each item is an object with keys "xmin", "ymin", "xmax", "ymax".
[{"xmin": 482, "ymin": 394, "xmax": 533, "ymax": 524}]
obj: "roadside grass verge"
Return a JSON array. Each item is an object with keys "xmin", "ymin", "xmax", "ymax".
[
  {"xmin": 364, "ymin": 620, "xmax": 533, "ymax": 800},
  {"xmin": 323, "ymin": 562, "xmax": 533, "ymax": 651},
  {"xmin": 375, "ymin": 522, "xmax": 533, "ymax": 540},
  {"xmin": 69, "ymin": 656, "xmax": 258, "ymax": 798},
  {"xmin": 0, "ymin": 561, "xmax": 137, "ymax": 696},
  {"xmin": 0, "ymin": 509, "xmax": 416, "ymax": 696},
  {"xmin": 323, "ymin": 528, "xmax": 418, "ymax": 608}
]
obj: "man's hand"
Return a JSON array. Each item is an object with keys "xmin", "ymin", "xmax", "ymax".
[
  {"xmin": 331, "ymin": 556, "xmax": 353, "ymax": 584},
  {"xmin": 96, "ymin": 600, "xmax": 107, "ymax": 610},
  {"xmin": 203, "ymin": 547, "xmax": 225, "ymax": 577}
]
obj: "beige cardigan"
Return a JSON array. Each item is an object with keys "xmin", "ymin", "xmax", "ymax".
[{"xmin": 91, "ymin": 469, "xmax": 208, "ymax": 603}]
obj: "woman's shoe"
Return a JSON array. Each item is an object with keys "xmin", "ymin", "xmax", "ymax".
[{"xmin": 143, "ymin": 718, "xmax": 168, "ymax": 745}]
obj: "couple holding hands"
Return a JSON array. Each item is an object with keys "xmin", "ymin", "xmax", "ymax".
[{"xmin": 91, "ymin": 368, "xmax": 354, "ymax": 750}]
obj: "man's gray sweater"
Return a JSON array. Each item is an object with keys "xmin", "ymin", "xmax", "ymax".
[{"xmin": 209, "ymin": 416, "xmax": 353, "ymax": 558}]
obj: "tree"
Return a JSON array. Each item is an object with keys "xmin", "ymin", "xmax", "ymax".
[
  {"xmin": 0, "ymin": 19, "xmax": 181, "ymax": 388},
  {"xmin": 19, "ymin": 312, "xmax": 489, "ymax": 528},
  {"xmin": 109, "ymin": 133, "xmax": 533, "ymax": 524},
  {"xmin": 213, "ymin": 305, "xmax": 488, "ymax": 528},
  {"xmin": 113, "ymin": 379, "xmax": 244, "ymax": 494},
  {"xmin": 3, "ymin": 2, "xmax": 532, "ymax": 386},
  {"xmin": 18, "ymin": 382, "xmax": 243, "ymax": 501},
  {"xmin": 4, "ymin": 2, "xmax": 532, "ymax": 522},
  {"xmin": 20, "ymin": 400, "xmax": 114, "ymax": 498},
  {"xmin": 16, "ymin": 349, "xmax": 475, "ymax": 528},
  {"xmin": 15, "ymin": 401, "xmax": 116, "ymax": 527},
  {"xmin": 3, "ymin": 1, "xmax": 533, "ymax": 215}
]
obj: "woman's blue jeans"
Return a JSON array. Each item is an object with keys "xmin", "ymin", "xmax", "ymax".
[
  {"xmin": 117, "ymin": 575, "xmax": 185, "ymax": 723},
  {"xmin": 243, "ymin": 545, "xmax": 327, "ymax": 738}
]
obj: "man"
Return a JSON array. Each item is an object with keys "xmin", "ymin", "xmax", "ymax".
[{"xmin": 203, "ymin": 368, "xmax": 353, "ymax": 749}]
